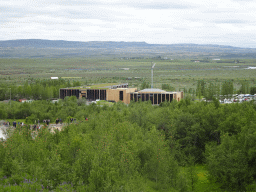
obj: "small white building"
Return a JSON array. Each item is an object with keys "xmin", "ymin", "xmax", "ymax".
[
  {"xmin": 51, "ymin": 77, "xmax": 59, "ymax": 80},
  {"xmin": 119, "ymin": 68, "xmax": 130, "ymax": 70}
]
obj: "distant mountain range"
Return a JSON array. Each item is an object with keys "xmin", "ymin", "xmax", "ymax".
[{"xmin": 1, "ymin": 39, "xmax": 256, "ymax": 58}]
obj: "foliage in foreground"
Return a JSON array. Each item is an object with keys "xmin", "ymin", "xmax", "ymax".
[
  {"xmin": 0, "ymin": 104, "xmax": 185, "ymax": 191},
  {"xmin": 1, "ymin": 98, "xmax": 256, "ymax": 191}
]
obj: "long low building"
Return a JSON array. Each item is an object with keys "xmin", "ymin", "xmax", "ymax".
[
  {"xmin": 130, "ymin": 88, "xmax": 183, "ymax": 104},
  {"xmin": 59, "ymin": 84, "xmax": 183, "ymax": 105}
]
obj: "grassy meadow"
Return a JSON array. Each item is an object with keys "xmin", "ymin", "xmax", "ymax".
[{"xmin": 0, "ymin": 57, "xmax": 256, "ymax": 91}]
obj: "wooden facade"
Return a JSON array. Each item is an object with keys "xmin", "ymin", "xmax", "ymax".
[{"xmin": 106, "ymin": 88, "xmax": 137, "ymax": 103}]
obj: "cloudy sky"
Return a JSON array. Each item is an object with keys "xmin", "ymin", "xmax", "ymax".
[{"xmin": 1, "ymin": 0, "xmax": 256, "ymax": 48}]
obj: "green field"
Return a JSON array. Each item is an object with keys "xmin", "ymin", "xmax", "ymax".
[{"xmin": 1, "ymin": 58, "xmax": 256, "ymax": 91}]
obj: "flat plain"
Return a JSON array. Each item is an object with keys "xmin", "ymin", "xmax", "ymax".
[{"xmin": 0, "ymin": 57, "xmax": 255, "ymax": 91}]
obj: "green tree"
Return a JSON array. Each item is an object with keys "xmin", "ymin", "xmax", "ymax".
[
  {"xmin": 206, "ymin": 115, "xmax": 256, "ymax": 191},
  {"xmin": 238, "ymin": 80, "xmax": 250, "ymax": 94},
  {"xmin": 221, "ymin": 80, "xmax": 233, "ymax": 98},
  {"xmin": 186, "ymin": 156, "xmax": 198, "ymax": 191},
  {"xmin": 205, "ymin": 82, "xmax": 215, "ymax": 100},
  {"xmin": 206, "ymin": 134, "xmax": 251, "ymax": 191},
  {"xmin": 162, "ymin": 84, "xmax": 175, "ymax": 91},
  {"xmin": 196, "ymin": 80, "xmax": 206, "ymax": 98},
  {"xmin": 250, "ymin": 86, "xmax": 256, "ymax": 95},
  {"xmin": 140, "ymin": 81, "xmax": 150, "ymax": 90}
]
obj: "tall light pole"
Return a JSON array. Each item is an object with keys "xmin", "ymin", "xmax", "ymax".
[{"xmin": 151, "ymin": 62, "xmax": 156, "ymax": 88}]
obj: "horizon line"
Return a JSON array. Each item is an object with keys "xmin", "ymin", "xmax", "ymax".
[{"xmin": 0, "ymin": 39, "xmax": 252, "ymax": 49}]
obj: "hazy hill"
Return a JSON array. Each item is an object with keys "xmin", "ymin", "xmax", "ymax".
[
  {"xmin": 0, "ymin": 39, "xmax": 149, "ymax": 49},
  {"xmin": 1, "ymin": 39, "xmax": 256, "ymax": 58}
]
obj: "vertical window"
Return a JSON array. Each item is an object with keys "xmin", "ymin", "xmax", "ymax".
[
  {"xmin": 130, "ymin": 93, "xmax": 134, "ymax": 101},
  {"xmin": 119, "ymin": 91, "xmax": 123, "ymax": 101},
  {"xmin": 162, "ymin": 94, "xmax": 165, "ymax": 103},
  {"xmin": 134, "ymin": 94, "xmax": 138, "ymax": 102},
  {"xmin": 150, "ymin": 94, "xmax": 153, "ymax": 104},
  {"xmin": 166, "ymin": 94, "xmax": 170, "ymax": 102},
  {"xmin": 158, "ymin": 94, "xmax": 161, "ymax": 104},
  {"xmin": 154, "ymin": 94, "xmax": 157, "ymax": 104},
  {"xmin": 170, "ymin": 94, "xmax": 173, "ymax": 102},
  {"xmin": 138, "ymin": 94, "xmax": 141, "ymax": 101},
  {"xmin": 146, "ymin": 94, "xmax": 149, "ymax": 101},
  {"xmin": 95, "ymin": 90, "xmax": 99, "ymax": 100},
  {"xmin": 142, "ymin": 94, "xmax": 145, "ymax": 101},
  {"xmin": 76, "ymin": 89, "xmax": 79, "ymax": 98}
]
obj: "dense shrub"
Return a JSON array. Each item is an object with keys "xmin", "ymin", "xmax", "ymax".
[{"xmin": 1, "ymin": 99, "xmax": 256, "ymax": 191}]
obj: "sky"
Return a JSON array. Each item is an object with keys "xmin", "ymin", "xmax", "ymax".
[{"xmin": 1, "ymin": 0, "xmax": 256, "ymax": 48}]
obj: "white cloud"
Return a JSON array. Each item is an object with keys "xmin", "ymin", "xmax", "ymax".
[{"xmin": 0, "ymin": 0, "xmax": 256, "ymax": 47}]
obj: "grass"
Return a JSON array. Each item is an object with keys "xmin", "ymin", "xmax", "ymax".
[
  {"xmin": 194, "ymin": 165, "xmax": 222, "ymax": 192},
  {"xmin": 61, "ymin": 77, "xmax": 82, "ymax": 79},
  {"xmin": 0, "ymin": 58, "xmax": 256, "ymax": 91},
  {"xmin": 88, "ymin": 83, "xmax": 121, "ymax": 89},
  {"xmin": 140, "ymin": 164, "xmax": 223, "ymax": 191},
  {"xmin": 5, "ymin": 119, "xmax": 26, "ymax": 124},
  {"xmin": 179, "ymin": 165, "xmax": 223, "ymax": 192},
  {"xmin": 96, "ymin": 100, "xmax": 114, "ymax": 106}
]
